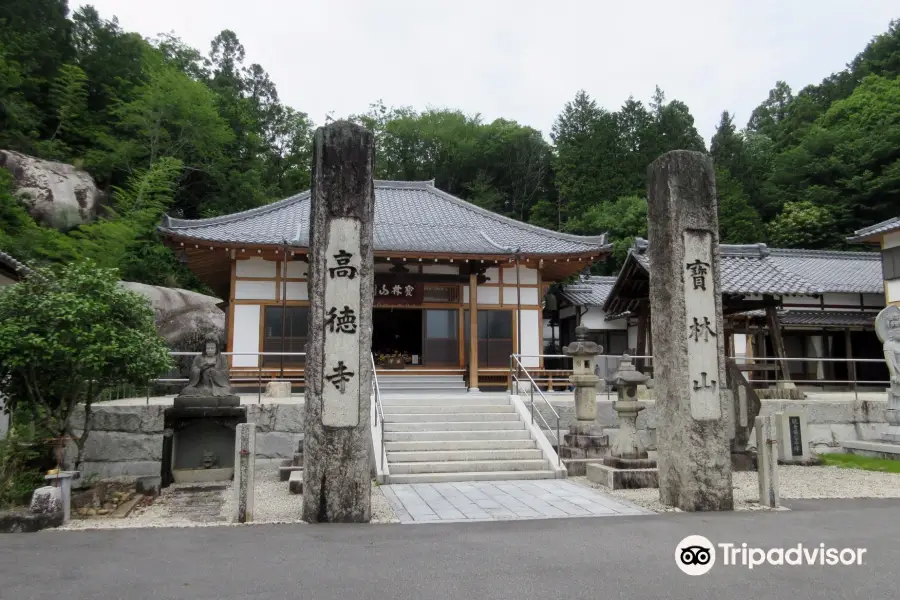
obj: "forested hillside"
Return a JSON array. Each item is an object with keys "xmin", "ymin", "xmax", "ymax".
[{"xmin": 1, "ymin": 1, "xmax": 898, "ymax": 289}]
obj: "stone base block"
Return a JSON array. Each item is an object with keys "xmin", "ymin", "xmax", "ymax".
[
  {"xmin": 171, "ymin": 467, "xmax": 233, "ymax": 484},
  {"xmin": 174, "ymin": 396, "xmax": 240, "ymax": 409},
  {"xmin": 288, "ymin": 471, "xmax": 303, "ymax": 494},
  {"xmin": 842, "ymin": 440, "xmax": 900, "ymax": 461},
  {"xmin": 586, "ymin": 460, "xmax": 658, "ymax": 490},
  {"xmin": 264, "ymin": 381, "xmax": 292, "ymax": 399},
  {"xmin": 568, "ymin": 421, "xmax": 597, "ymax": 436},
  {"xmin": 731, "ymin": 451, "xmax": 757, "ymax": 472},
  {"xmin": 562, "ymin": 459, "xmax": 604, "ymax": 476},
  {"xmin": 279, "ymin": 466, "xmax": 304, "ymax": 482},
  {"xmin": 292, "ymin": 452, "xmax": 303, "ymax": 467},
  {"xmin": 559, "ymin": 446, "xmax": 608, "ymax": 460},
  {"xmin": 0, "ymin": 509, "xmax": 63, "ymax": 533},
  {"xmin": 563, "ymin": 433, "xmax": 609, "ymax": 450},
  {"xmin": 135, "ymin": 476, "xmax": 161, "ymax": 497}
]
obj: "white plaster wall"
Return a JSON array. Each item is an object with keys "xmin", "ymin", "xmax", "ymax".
[
  {"xmin": 580, "ymin": 307, "xmax": 627, "ymax": 331},
  {"xmin": 422, "ymin": 264, "xmax": 459, "ymax": 275},
  {"xmin": 234, "ymin": 280, "xmax": 276, "ymax": 300},
  {"xmin": 627, "ymin": 325, "xmax": 638, "ymax": 352},
  {"xmin": 503, "ymin": 286, "xmax": 539, "ymax": 306},
  {"xmin": 888, "ymin": 279, "xmax": 900, "ymax": 304},
  {"xmin": 282, "ymin": 261, "xmax": 308, "ymax": 278},
  {"xmin": 285, "ymin": 282, "xmax": 309, "ymax": 301},
  {"xmin": 519, "ymin": 310, "xmax": 540, "ymax": 368},
  {"xmin": 822, "ymin": 293, "xmax": 859, "ymax": 307},
  {"xmin": 783, "ymin": 295, "xmax": 821, "ymax": 307},
  {"xmin": 232, "ymin": 305, "xmax": 261, "ymax": 367},
  {"xmin": 235, "ymin": 257, "xmax": 276, "ymax": 278},
  {"xmin": 884, "ymin": 231, "xmax": 900, "ymax": 249},
  {"xmin": 502, "ymin": 265, "xmax": 538, "ymax": 284},
  {"xmin": 463, "ymin": 286, "xmax": 469, "ymax": 304},
  {"xmin": 484, "ymin": 267, "xmax": 500, "ymax": 284},
  {"xmin": 477, "ymin": 286, "xmax": 500, "ymax": 305}
]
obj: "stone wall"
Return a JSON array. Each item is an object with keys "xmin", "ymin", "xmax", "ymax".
[
  {"xmin": 533, "ymin": 397, "xmax": 888, "ymax": 454},
  {"xmin": 68, "ymin": 403, "xmax": 305, "ymax": 481}
]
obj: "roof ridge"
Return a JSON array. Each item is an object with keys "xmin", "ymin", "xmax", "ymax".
[
  {"xmin": 759, "ymin": 256, "xmax": 823, "ymax": 295},
  {"xmin": 852, "ymin": 216, "xmax": 900, "ymax": 236},
  {"xmin": 163, "ymin": 191, "xmax": 310, "ymax": 230},
  {"xmin": 423, "ymin": 182, "xmax": 609, "ymax": 248},
  {"xmin": 768, "ymin": 247, "xmax": 881, "ymax": 259}
]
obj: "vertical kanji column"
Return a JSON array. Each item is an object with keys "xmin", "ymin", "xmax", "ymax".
[
  {"xmin": 647, "ymin": 150, "xmax": 733, "ymax": 512},
  {"xmin": 303, "ymin": 121, "xmax": 374, "ymax": 523}
]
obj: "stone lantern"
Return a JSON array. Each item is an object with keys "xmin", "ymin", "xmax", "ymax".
[
  {"xmin": 558, "ymin": 325, "xmax": 609, "ymax": 475},
  {"xmin": 563, "ymin": 325, "xmax": 601, "ymax": 430},
  {"xmin": 586, "ymin": 354, "xmax": 659, "ymax": 489}
]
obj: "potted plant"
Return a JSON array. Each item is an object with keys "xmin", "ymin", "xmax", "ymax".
[{"xmin": 376, "ymin": 351, "xmax": 410, "ymax": 369}]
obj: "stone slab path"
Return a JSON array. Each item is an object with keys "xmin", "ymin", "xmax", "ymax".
[{"xmin": 381, "ymin": 479, "xmax": 651, "ymax": 523}]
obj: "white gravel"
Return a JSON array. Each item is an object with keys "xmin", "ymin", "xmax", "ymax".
[
  {"xmin": 56, "ymin": 464, "xmax": 397, "ymax": 530},
  {"xmin": 573, "ymin": 465, "xmax": 900, "ymax": 513}
]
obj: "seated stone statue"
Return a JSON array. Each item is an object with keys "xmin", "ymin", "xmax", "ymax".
[{"xmin": 176, "ymin": 335, "xmax": 238, "ymax": 407}]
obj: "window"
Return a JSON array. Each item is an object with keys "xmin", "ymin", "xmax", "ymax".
[
  {"xmin": 262, "ymin": 307, "xmax": 308, "ymax": 366},
  {"xmin": 883, "ymin": 247, "xmax": 900, "ymax": 280},
  {"xmin": 424, "ymin": 310, "xmax": 459, "ymax": 365}
]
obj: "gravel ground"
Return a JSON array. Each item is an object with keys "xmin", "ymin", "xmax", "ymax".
[
  {"xmin": 573, "ymin": 465, "xmax": 900, "ymax": 513},
  {"xmin": 56, "ymin": 464, "xmax": 396, "ymax": 530}
]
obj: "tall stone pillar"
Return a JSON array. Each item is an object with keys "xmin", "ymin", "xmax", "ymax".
[
  {"xmin": 303, "ymin": 122, "xmax": 374, "ymax": 523},
  {"xmin": 647, "ymin": 150, "xmax": 733, "ymax": 511}
]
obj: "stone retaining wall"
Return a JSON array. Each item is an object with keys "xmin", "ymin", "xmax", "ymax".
[
  {"xmin": 68, "ymin": 403, "xmax": 305, "ymax": 481},
  {"xmin": 534, "ymin": 397, "xmax": 888, "ymax": 453}
]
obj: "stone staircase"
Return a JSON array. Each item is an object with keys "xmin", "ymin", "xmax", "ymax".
[
  {"xmin": 381, "ymin": 394, "xmax": 559, "ymax": 483},
  {"xmin": 375, "ymin": 373, "xmax": 467, "ymax": 394}
]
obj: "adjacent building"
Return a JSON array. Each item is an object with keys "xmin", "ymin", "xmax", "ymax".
[
  {"xmin": 848, "ymin": 217, "xmax": 900, "ymax": 306},
  {"xmin": 558, "ymin": 239, "xmax": 887, "ymax": 386},
  {"xmin": 159, "ymin": 180, "xmax": 610, "ymax": 390},
  {"xmin": 0, "ymin": 250, "xmax": 30, "ymax": 438}
]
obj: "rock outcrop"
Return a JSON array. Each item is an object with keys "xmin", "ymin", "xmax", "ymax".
[
  {"xmin": 0, "ymin": 150, "xmax": 101, "ymax": 229},
  {"xmin": 119, "ymin": 282, "xmax": 225, "ymax": 351}
]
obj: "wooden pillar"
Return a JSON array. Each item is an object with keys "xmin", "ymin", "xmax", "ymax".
[
  {"xmin": 845, "ymin": 328, "xmax": 856, "ymax": 387},
  {"xmin": 764, "ymin": 300, "xmax": 792, "ymax": 383},
  {"xmin": 468, "ymin": 271, "xmax": 479, "ymax": 392},
  {"xmin": 635, "ymin": 302, "xmax": 649, "ymax": 371}
]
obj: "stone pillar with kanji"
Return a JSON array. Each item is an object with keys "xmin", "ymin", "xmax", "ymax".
[
  {"xmin": 302, "ymin": 121, "xmax": 374, "ymax": 523},
  {"xmin": 647, "ymin": 150, "xmax": 733, "ymax": 512}
]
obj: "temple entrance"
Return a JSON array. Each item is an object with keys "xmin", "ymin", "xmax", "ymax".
[{"xmin": 373, "ymin": 308, "xmax": 423, "ymax": 366}]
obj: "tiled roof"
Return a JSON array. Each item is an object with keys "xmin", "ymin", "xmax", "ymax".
[
  {"xmin": 735, "ymin": 309, "xmax": 878, "ymax": 328},
  {"xmin": 0, "ymin": 250, "xmax": 31, "ymax": 280},
  {"xmin": 629, "ymin": 240, "xmax": 818, "ymax": 295},
  {"xmin": 768, "ymin": 248, "xmax": 883, "ymax": 294},
  {"xmin": 159, "ymin": 180, "xmax": 609, "ymax": 256},
  {"xmin": 847, "ymin": 217, "xmax": 900, "ymax": 242},
  {"xmin": 559, "ymin": 276, "xmax": 617, "ymax": 306}
]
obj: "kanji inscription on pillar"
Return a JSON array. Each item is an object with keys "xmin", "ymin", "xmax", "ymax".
[
  {"xmin": 322, "ymin": 217, "xmax": 361, "ymax": 427},
  {"xmin": 683, "ymin": 229, "xmax": 721, "ymax": 420}
]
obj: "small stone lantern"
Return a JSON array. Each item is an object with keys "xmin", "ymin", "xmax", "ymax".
[
  {"xmin": 610, "ymin": 354, "xmax": 651, "ymax": 460},
  {"xmin": 563, "ymin": 325, "xmax": 602, "ymax": 432}
]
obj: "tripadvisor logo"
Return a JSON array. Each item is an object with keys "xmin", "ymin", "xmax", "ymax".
[{"xmin": 675, "ymin": 535, "xmax": 867, "ymax": 575}]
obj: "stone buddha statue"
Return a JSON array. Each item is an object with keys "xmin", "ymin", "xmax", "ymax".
[
  {"xmin": 176, "ymin": 335, "xmax": 239, "ymax": 407},
  {"xmin": 875, "ymin": 306, "xmax": 900, "ymax": 442}
]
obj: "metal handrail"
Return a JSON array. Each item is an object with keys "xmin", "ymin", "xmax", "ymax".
[
  {"xmin": 510, "ymin": 354, "xmax": 561, "ymax": 465},
  {"xmin": 371, "ymin": 353, "xmax": 385, "ymax": 472}
]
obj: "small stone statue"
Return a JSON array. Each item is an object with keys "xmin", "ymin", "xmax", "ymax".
[
  {"xmin": 202, "ymin": 451, "xmax": 217, "ymax": 469},
  {"xmin": 876, "ymin": 306, "xmax": 900, "ymax": 442},
  {"xmin": 176, "ymin": 334, "xmax": 239, "ymax": 407}
]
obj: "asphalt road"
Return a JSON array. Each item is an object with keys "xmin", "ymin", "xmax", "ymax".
[{"xmin": 2, "ymin": 499, "xmax": 899, "ymax": 600}]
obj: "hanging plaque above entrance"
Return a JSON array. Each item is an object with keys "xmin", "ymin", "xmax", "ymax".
[{"xmin": 374, "ymin": 276, "xmax": 425, "ymax": 306}]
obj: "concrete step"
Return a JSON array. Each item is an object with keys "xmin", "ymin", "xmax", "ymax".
[
  {"xmin": 288, "ymin": 471, "xmax": 303, "ymax": 494},
  {"xmin": 382, "ymin": 404, "xmax": 513, "ymax": 414},
  {"xmin": 377, "ymin": 388, "xmax": 469, "ymax": 395},
  {"xmin": 384, "ymin": 439, "xmax": 537, "ymax": 452},
  {"xmin": 375, "ymin": 375, "xmax": 464, "ymax": 383},
  {"xmin": 379, "ymin": 382, "xmax": 467, "ymax": 391},
  {"xmin": 279, "ymin": 465, "xmax": 303, "ymax": 482},
  {"xmin": 380, "ymin": 396, "xmax": 510, "ymax": 407},
  {"xmin": 383, "ymin": 429, "xmax": 532, "ymax": 442},
  {"xmin": 388, "ymin": 470, "xmax": 558, "ymax": 484},
  {"xmin": 387, "ymin": 449, "xmax": 544, "ymax": 463},
  {"xmin": 389, "ymin": 459, "xmax": 549, "ymax": 474},
  {"xmin": 384, "ymin": 421, "xmax": 526, "ymax": 432},
  {"xmin": 383, "ymin": 412, "xmax": 520, "ymax": 423}
]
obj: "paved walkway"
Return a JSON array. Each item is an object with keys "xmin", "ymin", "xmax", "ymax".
[{"xmin": 380, "ymin": 479, "xmax": 650, "ymax": 522}]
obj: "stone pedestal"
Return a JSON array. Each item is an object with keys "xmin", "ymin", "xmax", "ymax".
[
  {"xmin": 774, "ymin": 410, "xmax": 813, "ymax": 465},
  {"xmin": 43, "ymin": 471, "xmax": 77, "ymax": 523},
  {"xmin": 233, "ymin": 423, "xmax": 256, "ymax": 523},
  {"xmin": 588, "ymin": 355, "xmax": 658, "ymax": 489},
  {"xmin": 755, "ymin": 415, "xmax": 779, "ymax": 508},
  {"xmin": 174, "ymin": 396, "xmax": 240, "ymax": 409}
]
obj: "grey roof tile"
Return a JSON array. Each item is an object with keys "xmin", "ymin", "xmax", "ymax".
[
  {"xmin": 735, "ymin": 309, "xmax": 878, "ymax": 328},
  {"xmin": 559, "ymin": 276, "xmax": 617, "ymax": 306},
  {"xmin": 0, "ymin": 250, "xmax": 31, "ymax": 280},
  {"xmin": 768, "ymin": 248, "xmax": 883, "ymax": 294},
  {"xmin": 160, "ymin": 181, "xmax": 609, "ymax": 256},
  {"xmin": 847, "ymin": 217, "xmax": 900, "ymax": 242}
]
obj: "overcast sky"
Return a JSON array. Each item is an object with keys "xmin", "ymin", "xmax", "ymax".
[{"xmin": 75, "ymin": 0, "xmax": 897, "ymax": 142}]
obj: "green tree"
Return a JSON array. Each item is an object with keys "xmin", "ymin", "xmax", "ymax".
[
  {"xmin": 0, "ymin": 261, "xmax": 171, "ymax": 469},
  {"xmin": 715, "ymin": 167, "xmax": 762, "ymax": 244},
  {"xmin": 767, "ymin": 201, "xmax": 842, "ymax": 249},
  {"xmin": 567, "ymin": 195, "xmax": 648, "ymax": 271}
]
